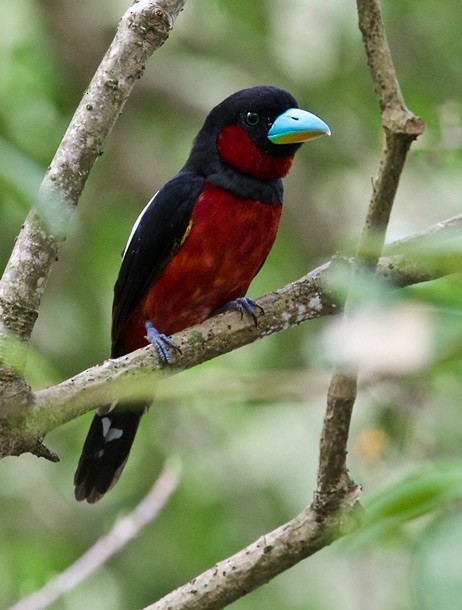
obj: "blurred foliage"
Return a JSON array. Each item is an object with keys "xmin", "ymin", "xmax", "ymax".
[{"xmin": 1, "ymin": 0, "xmax": 462, "ymax": 608}]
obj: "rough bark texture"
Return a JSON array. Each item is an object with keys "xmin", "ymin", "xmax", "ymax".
[
  {"xmin": 314, "ymin": 0, "xmax": 425, "ymax": 511},
  {"xmin": 0, "ymin": 0, "xmax": 187, "ymax": 408},
  {"xmin": 144, "ymin": 485, "xmax": 362, "ymax": 610},
  {"xmin": 1, "ymin": 206, "xmax": 457, "ymax": 461},
  {"xmin": 5, "ymin": 206, "xmax": 457, "ymax": 456},
  {"xmin": 0, "ymin": 0, "xmax": 450, "ymax": 609}
]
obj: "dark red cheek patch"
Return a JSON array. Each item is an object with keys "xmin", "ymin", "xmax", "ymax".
[{"xmin": 216, "ymin": 125, "xmax": 294, "ymax": 180}]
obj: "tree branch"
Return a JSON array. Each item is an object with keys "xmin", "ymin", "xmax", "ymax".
[
  {"xmin": 1, "ymin": 210, "xmax": 459, "ymax": 457},
  {"xmin": 131, "ymin": 3, "xmax": 430, "ymax": 607},
  {"xmin": 143, "ymin": 485, "xmax": 362, "ymax": 610},
  {"xmin": 7, "ymin": 461, "xmax": 181, "ymax": 610},
  {"xmin": 0, "ymin": 1, "xmax": 450, "ymax": 609},
  {"xmin": 0, "ymin": 0, "xmax": 187, "ymax": 406},
  {"xmin": 315, "ymin": 0, "xmax": 425, "ymax": 507}
]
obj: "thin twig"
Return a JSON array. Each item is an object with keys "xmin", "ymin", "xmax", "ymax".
[
  {"xmin": 7, "ymin": 461, "xmax": 181, "ymax": 610},
  {"xmin": 315, "ymin": 0, "xmax": 425, "ymax": 503}
]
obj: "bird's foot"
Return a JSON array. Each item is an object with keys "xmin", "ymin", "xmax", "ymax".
[
  {"xmin": 145, "ymin": 321, "xmax": 181, "ymax": 365},
  {"xmin": 214, "ymin": 297, "xmax": 264, "ymax": 327}
]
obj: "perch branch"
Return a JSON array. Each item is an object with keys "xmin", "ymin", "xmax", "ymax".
[
  {"xmin": 2, "ymin": 210, "xmax": 459, "ymax": 457},
  {"xmin": 0, "ymin": 1, "xmax": 448, "ymax": 609},
  {"xmin": 135, "ymin": 2, "xmax": 429, "ymax": 608}
]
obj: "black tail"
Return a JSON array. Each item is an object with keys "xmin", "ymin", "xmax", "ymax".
[{"xmin": 74, "ymin": 406, "xmax": 143, "ymax": 503}]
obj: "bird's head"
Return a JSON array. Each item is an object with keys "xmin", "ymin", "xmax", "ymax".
[{"xmin": 188, "ymin": 86, "xmax": 330, "ymax": 181}]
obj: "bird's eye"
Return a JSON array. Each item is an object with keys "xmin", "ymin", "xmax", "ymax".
[{"xmin": 242, "ymin": 111, "xmax": 261, "ymax": 127}]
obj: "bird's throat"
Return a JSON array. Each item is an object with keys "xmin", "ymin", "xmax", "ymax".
[{"xmin": 216, "ymin": 125, "xmax": 294, "ymax": 180}]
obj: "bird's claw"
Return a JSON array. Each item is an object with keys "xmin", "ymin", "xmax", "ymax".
[
  {"xmin": 215, "ymin": 297, "xmax": 264, "ymax": 327},
  {"xmin": 145, "ymin": 321, "xmax": 181, "ymax": 365}
]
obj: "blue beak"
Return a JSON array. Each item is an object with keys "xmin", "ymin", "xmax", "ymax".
[{"xmin": 268, "ymin": 107, "xmax": 330, "ymax": 145}]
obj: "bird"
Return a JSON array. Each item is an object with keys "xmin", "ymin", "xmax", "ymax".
[{"xmin": 74, "ymin": 85, "xmax": 330, "ymax": 503}]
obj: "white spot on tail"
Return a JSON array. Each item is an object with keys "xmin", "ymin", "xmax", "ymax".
[
  {"xmin": 106, "ymin": 428, "xmax": 123, "ymax": 442},
  {"xmin": 101, "ymin": 417, "xmax": 111, "ymax": 438}
]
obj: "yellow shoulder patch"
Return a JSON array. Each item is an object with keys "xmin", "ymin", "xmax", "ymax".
[{"xmin": 180, "ymin": 220, "xmax": 193, "ymax": 246}]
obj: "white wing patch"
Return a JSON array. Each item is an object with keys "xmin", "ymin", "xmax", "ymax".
[{"xmin": 122, "ymin": 191, "xmax": 159, "ymax": 260}]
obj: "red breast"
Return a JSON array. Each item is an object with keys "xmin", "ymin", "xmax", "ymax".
[{"xmin": 120, "ymin": 182, "xmax": 282, "ymax": 352}]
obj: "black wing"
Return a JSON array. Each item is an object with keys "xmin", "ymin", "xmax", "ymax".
[{"xmin": 111, "ymin": 172, "xmax": 204, "ymax": 351}]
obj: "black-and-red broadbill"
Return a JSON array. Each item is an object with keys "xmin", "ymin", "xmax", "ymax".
[{"xmin": 74, "ymin": 86, "xmax": 330, "ymax": 502}]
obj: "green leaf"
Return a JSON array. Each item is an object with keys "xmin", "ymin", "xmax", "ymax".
[
  {"xmin": 413, "ymin": 510, "xmax": 462, "ymax": 610},
  {"xmin": 347, "ymin": 463, "xmax": 462, "ymax": 551}
]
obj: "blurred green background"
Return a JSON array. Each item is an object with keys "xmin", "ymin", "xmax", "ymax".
[{"xmin": 1, "ymin": 0, "xmax": 462, "ymax": 608}]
